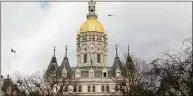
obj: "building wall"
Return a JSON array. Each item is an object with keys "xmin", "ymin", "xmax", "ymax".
[{"xmin": 76, "ymin": 32, "xmax": 108, "ymax": 68}]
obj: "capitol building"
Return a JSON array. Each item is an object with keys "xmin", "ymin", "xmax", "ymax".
[{"xmin": 44, "ymin": 0, "xmax": 133, "ymax": 96}]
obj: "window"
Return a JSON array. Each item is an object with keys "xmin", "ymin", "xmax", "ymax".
[
  {"xmin": 88, "ymin": 85, "xmax": 91, "ymax": 92},
  {"xmin": 117, "ymin": 72, "xmax": 120, "ymax": 77},
  {"xmin": 73, "ymin": 86, "xmax": 77, "ymax": 92},
  {"xmin": 94, "ymin": 71, "xmax": 102, "ymax": 78},
  {"xmin": 103, "ymin": 72, "xmax": 106, "ymax": 77},
  {"xmin": 106, "ymin": 85, "xmax": 109, "ymax": 92},
  {"xmin": 76, "ymin": 73, "xmax": 80, "ymax": 78},
  {"xmin": 84, "ymin": 54, "xmax": 87, "ymax": 63},
  {"xmin": 92, "ymin": 86, "xmax": 95, "ymax": 92},
  {"xmin": 91, "ymin": 9, "xmax": 93, "ymax": 12},
  {"xmin": 97, "ymin": 54, "xmax": 100, "ymax": 63},
  {"xmin": 79, "ymin": 86, "xmax": 82, "ymax": 92},
  {"xmin": 90, "ymin": 72, "xmax": 93, "ymax": 78},
  {"xmin": 81, "ymin": 71, "xmax": 88, "ymax": 78},
  {"xmin": 101, "ymin": 85, "xmax": 104, "ymax": 92},
  {"xmin": 115, "ymin": 85, "xmax": 118, "ymax": 91}
]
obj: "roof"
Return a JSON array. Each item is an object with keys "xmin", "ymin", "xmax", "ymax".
[
  {"xmin": 71, "ymin": 67, "xmax": 113, "ymax": 72},
  {"xmin": 79, "ymin": 17, "xmax": 105, "ymax": 34},
  {"xmin": 57, "ymin": 56, "xmax": 72, "ymax": 78},
  {"xmin": 45, "ymin": 56, "xmax": 58, "ymax": 75},
  {"xmin": 111, "ymin": 56, "xmax": 123, "ymax": 77}
]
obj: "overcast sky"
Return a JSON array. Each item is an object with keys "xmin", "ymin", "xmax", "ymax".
[{"xmin": 1, "ymin": 2, "xmax": 192, "ymax": 76}]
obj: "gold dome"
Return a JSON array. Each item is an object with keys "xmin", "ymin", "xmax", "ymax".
[{"xmin": 79, "ymin": 17, "xmax": 105, "ymax": 34}]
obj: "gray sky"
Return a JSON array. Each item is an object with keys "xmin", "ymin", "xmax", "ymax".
[{"xmin": 1, "ymin": 2, "xmax": 192, "ymax": 76}]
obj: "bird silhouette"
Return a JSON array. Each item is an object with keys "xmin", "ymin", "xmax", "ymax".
[{"xmin": 108, "ymin": 14, "xmax": 114, "ymax": 16}]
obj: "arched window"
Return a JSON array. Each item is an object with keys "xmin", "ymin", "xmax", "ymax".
[
  {"xmin": 76, "ymin": 73, "xmax": 80, "ymax": 78},
  {"xmin": 88, "ymin": 85, "xmax": 91, "ymax": 92},
  {"xmin": 90, "ymin": 72, "xmax": 93, "ymax": 78},
  {"xmin": 78, "ymin": 86, "xmax": 82, "ymax": 92},
  {"xmin": 97, "ymin": 54, "xmax": 100, "ymax": 63},
  {"xmin": 73, "ymin": 86, "xmax": 77, "ymax": 92},
  {"xmin": 103, "ymin": 72, "xmax": 106, "ymax": 77},
  {"xmin": 101, "ymin": 85, "xmax": 104, "ymax": 92},
  {"xmin": 106, "ymin": 85, "xmax": 109, "ymax": 92},
  {"xmin": 115, "ymin": 85, "xmax": 118, "ymax": 91},
  {"xmin": 117, "ymin": 72, "xmax": 120, "ymax": 77},
  {"xmin": 92, "ymin": 86, "xmax": 95, "ymax": 92},
  {"xmin": 84, "ymin": 53, "xmax": 87, "ymax": 63}
]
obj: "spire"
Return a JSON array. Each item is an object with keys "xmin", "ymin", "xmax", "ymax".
[
  {"xmin": 126, "ymin": 44, "xmax": 133, "ymax": 63},
  {"xmin": 115, "ymin": 44, "xmax": 118, "ymax": 57},
  {"xmin": 87, "ymin": 0, "xmax": 97, "ymax": 19},
  {"xmin": 127, "ymin": 44, "xmax": 130, "ymax": 56},
  {"xmin": 111, "ymin": 44, "xmax": 123, "ymax": 77},
  {"xmin": 53, "ymin": 46, "xmax": 56, "ymax": 57},
  {"xmin": 51, "ymin": 46, "xmax": 57, "ymax": 63},
  {"xmin": 65, "ymin": 45, "xmax": 67, "ymax": 57},
  {"xmin": 45, "ymin": 46, "xmax": 58, "ymax": 75},
  {"xmin": 59, "ymin": 44, "xmax": 72, "ymax": 78}
]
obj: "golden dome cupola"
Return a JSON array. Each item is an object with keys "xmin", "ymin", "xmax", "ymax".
[
  {"xmin": 87, "ymin": 0, "xmax": 97, "ymax": 19},
  {"xmin": 79, "ymin": 0, "xmax": 106, "ymax": 34}
]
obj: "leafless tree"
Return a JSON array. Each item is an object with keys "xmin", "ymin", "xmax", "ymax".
[
  {"xmin": 1, "ymin": 71, "xmax": 79, "ymax": 96},
  {"xmin": 112, "ymin": 55, "xmax": 151, "ymax": 96},
  {"xmin": 1, "ymin": 75, "xmax": 23, "ymax": 96},
  {"xmin": 112, "ymin": 38, "xmax": 192, "ymax": 96},
  {"xmin": 43, "ymin": 73, "xmax": 79, "ymax": 96},
  {"xmin": 147, "ymin": 38, "xmax": 192, "ymax": 96}
]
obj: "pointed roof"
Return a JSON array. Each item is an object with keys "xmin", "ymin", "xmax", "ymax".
[
  {"xmin": 51, "ymin": 46, "xmax": 57, "ymax": 63},
  {"xmin": 58, "ymin": 45, "xmax": 72, "ymax": 78},
  {"xmin": 111, "ymin": 44, "xmax": 123, "ymax": 77},
  {"xmin": 125, "ymin": 44, "xmax": 136, "ymax": 73},
  {"xmin": 126, "ymin": 45, "xmax": 132, "ymax": 63},
  {"xmin": 45, "ymin": 46, "xmax": 58, "ymax": 75}
]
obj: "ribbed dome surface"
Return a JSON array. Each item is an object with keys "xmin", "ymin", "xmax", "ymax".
[{"xmin": 79, "ymin": 17, "xmax": 105, "ymax": 34}]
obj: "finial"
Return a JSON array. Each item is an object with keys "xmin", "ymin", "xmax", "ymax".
[
  {"xmin": 128, "ymin": 44, "xmax": 130, "ymax": 56},
  {"xmin": 53, "ymin": 46, "xmax": 56, "ymax": 57},
  {"xmin": 116, "ymin": 44, "xmax": 118, "ymax": 57},
  {"xmin": 65, "ymin": 45, "xmax": 67, "ymax": 57}
]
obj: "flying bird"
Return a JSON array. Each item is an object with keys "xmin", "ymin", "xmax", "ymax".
[{"xmin": 108, "ymin": 14, "xmax": 114, "ymax": 16}]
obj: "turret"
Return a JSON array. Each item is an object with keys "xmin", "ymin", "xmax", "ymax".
[
  {"xmin": 58, "ymin": 45, "xmax": 72, "ymax": 78},
  {"xmin": 45, "ymin": 46, "xmax": 58, "ymax": 76},
  {"xmin": 111, "ymin": 44, "xmax": 123, "ymax": 77}
]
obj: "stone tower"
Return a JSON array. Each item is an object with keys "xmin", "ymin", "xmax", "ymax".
[{"xmin": 76, "ymin": 0, "xmax": 108, "ymax": 69}]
